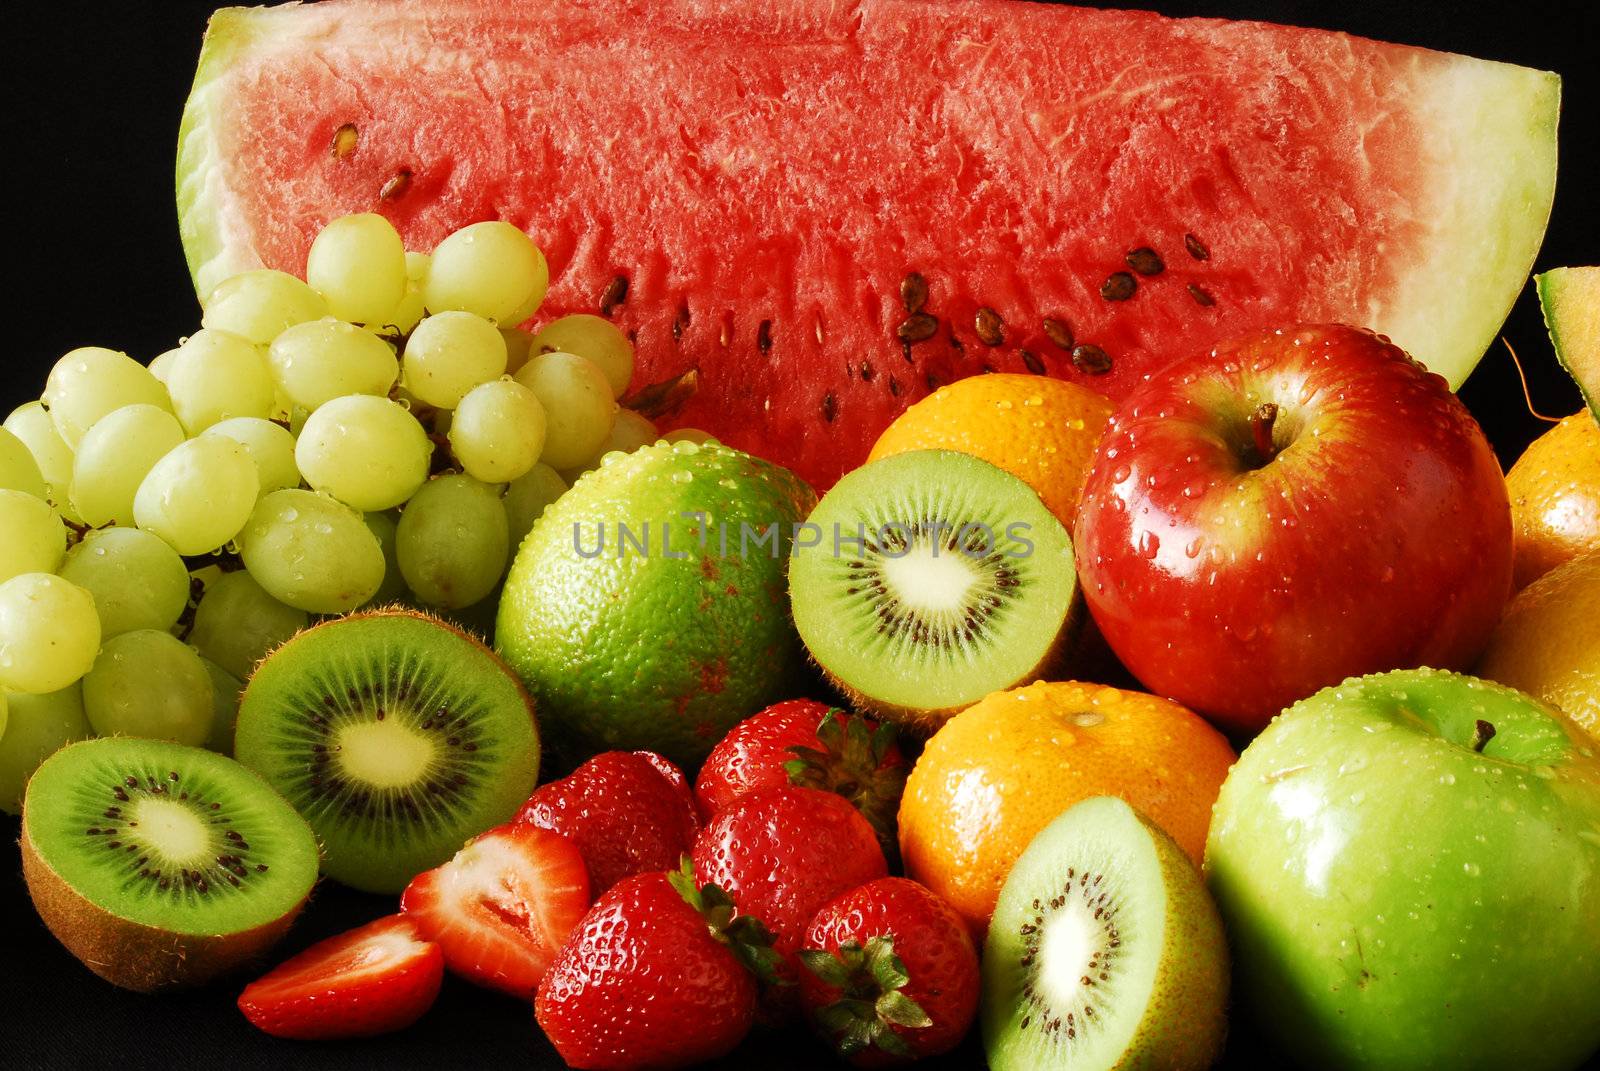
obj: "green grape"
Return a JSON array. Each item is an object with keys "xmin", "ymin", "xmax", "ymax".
[
  {"xmin": 58, "ymin": 527, "xmax": 190, "ymax": 637},
  {"xmin": 448, "ymin": 379, "xmax": 547, "ymax": 484},
  {"xmin": 44, "ymin": 346, "xmax": 172, "ymax": 448},
  {"xmin": 402, "ymin": 311, "xmax": 507, "ymax": 409},
  {"xmin": 0, "ymin": 489, "xmax": 66, "ymax": 583},
  {"xmin": 267, "ymin": 318, "xmax": 400, "ymax": 411},
  {"xmin": 202, "ymin": 268, "xmax": 329, "ymax": 345},
  {"xmin": 367, "ymin": 251, "xmax": 431, "ymax": 338},
  {"xmin": 503, "ymin": 463, "xmax": 568, "ymax": 567},
  {"xmin": 5, "ymin": 402, "xmax": 75, "ymax": 509},
  {"xmin": 69, "ymin": 403, "xmax": 186, "ymax": 527},
  {"xmin": 362, "ymin": 511, "xmax": 410, "ymax": 607},
  {"xmin": 166, "ymin": 328, "xmax": 276, "ymax": 434},
  {"xmin": 0, "ymin": 427, "xmax": 48, "ymax": 500},
  {"xmin": 82, "ymin": 630, "xmax": 214, "ymax": 747},
  {"xmin": 306, "ymin": 212, "xmax": 408, "ymax": 325},
  {"xmin": 529, "ymin": 314, "xmax": 635, "ymax": 398},
  {"xmin": 0, "ymin": 684, "xmax": 90, "ymax": 815},
  {"xmin": 133, "ymin": 436, "xmax": 261, "ymax": 555},
  {"xmin": 397, "ymin": 475, "xmax": 509, "ymax": 609},
  {"xmin": 424, "ymin": 221, "xmax": 548, "ymax": 325},
  {"xmin": 188, "ymin": 569, "xmax": 308, "ymax": 681},
  {"xmin": 295, "ymin": 395, "xmax": 431, "ymax": 511},
  {"xmin": 147, "ymin": 347, "xmax": 180, "ymax": 384},
  {"xmin": 514, "ymin": 351, "xmax": 617, "ymax": 469},
  {"xmin": 662, "ymin": 428, "xmax": 720, "ymax": 446},
  {"xmin": 202, "ymin": 417, "xmax": 301, "ymax": 494},
  {"xmin": 559, "ymin": 407, "xmax": 659, "ymax": 483},
  {"xmin": 0, "ymin": 573, "xmax": 101, "ymax": 694},
  {"xmin": 238, "ymin": 489, "xmax": 386, "ymax": 613},
  {"xmin": 201, "ymin": 657, "xmax": 244, "ymax": 755},
  {"xmin": 502, "ymin": 327, "xmax": 536, "ymax": 375}
]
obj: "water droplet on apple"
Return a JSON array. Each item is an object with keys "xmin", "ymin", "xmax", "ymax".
[
  {"xmin": 1137, "ymin": 531, "xmax": 1160, "ymax": 559},
  {"xmin": 1462, "ymin": 862, "xmax": 1480, "ymax": 877},
  {"xmin": 1438, "ymin": 773, "xmax": 1456, "ymax": 786}
]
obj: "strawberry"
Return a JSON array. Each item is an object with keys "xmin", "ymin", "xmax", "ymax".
[
  {"xmin": 799, "ymin": 878, "xmax": 980, "ymax": 1065},
  {"xmin": 694, "ymin": 700, "xmax": 906, "ymax": 859},
  {"xmin": 536, "ymin": 861, "xmax": 782, "ymax": 1070},
  {"xmin": 692, "ymin": 785, "xmax": 889, "ymax": 1015},
  {"xmin": 516, "ymin": 750, "xmax": 700, "ymax": 893},
  {"xmin": 401, "ymin": 821, "xmax": 590, "ymax": 999},
  {"xmin": 237, "ymin": 915, "xmax": 444, "ymax": 1040}
]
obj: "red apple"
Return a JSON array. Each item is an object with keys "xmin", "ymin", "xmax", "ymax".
[{"xmin": 1073, "ymin": 324, "xmax": 1512, "ymax": 734}]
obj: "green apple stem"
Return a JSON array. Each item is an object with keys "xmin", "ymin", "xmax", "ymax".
[
  {"xmin": 1470, "ymin": 719, "xmax": 1497, "ymax": 753},
  {"xmin": 1250, "ymin": 403, "xmax": 1280, "ymax": 464}
]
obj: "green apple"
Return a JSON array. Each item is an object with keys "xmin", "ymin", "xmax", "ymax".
[{"xmin": 1206, "ymin": 667, "xmax": 1600, "ymax": 1070}]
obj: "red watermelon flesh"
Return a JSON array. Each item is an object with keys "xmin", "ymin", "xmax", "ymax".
[{"xmin": 178, "ymin": 0, "xmax": 1557, "ymax": 489}]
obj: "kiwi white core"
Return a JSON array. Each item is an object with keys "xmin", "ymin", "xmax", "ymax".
[
  {"xmin": 882, "ymin": 544, "xmax": 981, "ymax": 615},
  {"xmin": 335, "ymin": 720, "xmax": 435, "ymax": 788},
  {"xmin": 132, "ymin": 797, "xmax": 212, "ymax": 865}
]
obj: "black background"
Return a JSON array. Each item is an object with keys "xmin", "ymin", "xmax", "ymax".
[{"xmin": 3, "ymin": 1, "xmax": 1597, "ymax": 1069}]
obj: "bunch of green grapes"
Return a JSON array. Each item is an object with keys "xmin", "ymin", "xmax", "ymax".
[{"xmin": 1, "ymin": 212, "xmax": 716, "ymax": 808}]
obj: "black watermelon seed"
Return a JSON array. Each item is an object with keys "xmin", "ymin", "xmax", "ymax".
[
  {"xmin": 1187, "ymin": 283, "xmax": 1216, "ymax": 307},
  {"xmin": 900, "ymin": 272, "xmax": 929, "ymax": 314},
  {"xmin": 888, "ymin": 377, "xmax": 902, "ymax": 397},
  {"xmin": 974, "ymin": 307, "xmax": 1004, "ymax": 347},
  {"xmin": 1184, "ymin": 232, "xmax": 1211, "ymax": 261},
  {"xmin": 757, "ymin": 319, "xmax": 774, "ymax": 356},
  {"xmin": 1021, "ymin": 349, "xmax": 1046, "ymax": 375},
  {"xmin": 599, "ymin": 276, "xmax": 629, "ymax": 318},
  {"xmin": 1071, "ymin": 344, "xmax": 1113, "ymax": 375},
  {"xmin": 379, "ymin": 168, "xmax": 412, "ymax": 201},
  {"xmin": 859, "ymin": 361, "xmax": 875, "ymax": 382},
  {"xmin": 821, "ymin": 392, "xmax": 839, "ymax": 423},
  {"xmin": 671, "ymin": 304, "xmax": 690, "ymax": 343},
  {"xmin": 925, "ymin": 372, "xmax": 941, "ymax": 392},
  {"xmin": 1126, "ymin": 247, "xmax": 1165, "ymax": 276},
  {"xmin": 1100, "ymin": 272, "xmax": 1136, "ymax": 301},
  {"xmin": 896, "ymin": 312, "xmax": 938, "ymax": 344},
  {"xmin": 1042, "ymin": 318, "xmax": 1074, "ymax": 351}
]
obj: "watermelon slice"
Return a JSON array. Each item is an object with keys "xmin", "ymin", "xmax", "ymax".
[
  {"xmin": 1536, "ymin": 266, "xmax": 1600, "ymax": 421},
  {"xmin": 177, "ymin": 0, "xmax": 1558, "ymax": 488}
]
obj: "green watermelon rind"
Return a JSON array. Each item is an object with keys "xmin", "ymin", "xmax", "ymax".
[
  {"xmin": 177, "ymin": 5, "xmax": 275, "ymax": 297},
  {"xmin": 1371, "ymin": 61, "xmax": 1559, "ymax": 390},
  {"xmin": 175, "ymin": 5, "xmax": 1560, "ymax": 392},
  {"xmin": 1536, "ymin": 266, "xmax": 1600, "ymax": 423}
]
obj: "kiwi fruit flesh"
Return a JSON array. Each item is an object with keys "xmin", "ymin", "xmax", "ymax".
[
  {"xmin": 789, "ymin": 449, "xmax": 1079, "ymax": 733},
  {"xmin": 20, "ymin": 736, "xmax": 319, "ymax": 992},
  {"xmin": 982, "ymin": 796, "xmax": 1229, "ymax": 1071},
  {"xmin": 234, "ymin": 608, "xmax": 539, "ymax": 893}
]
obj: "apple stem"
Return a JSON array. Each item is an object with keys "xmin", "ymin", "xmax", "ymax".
[
  {"xmin": 1470, "ymin": 719, "xmax": 1497, "ymax": 753},
  {"xmin": 1250, "ymin": 403, "xmax": 1280, "ymax": 464}
]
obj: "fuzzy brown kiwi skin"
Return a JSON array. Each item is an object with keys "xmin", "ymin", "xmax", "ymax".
[
  {"xmin": 20, "ymin": 823, "xmax": 310, "ymax": 993},
  {"xmin": 820, "ymin": 591, "xmax": 1088, "ymax": 736}
]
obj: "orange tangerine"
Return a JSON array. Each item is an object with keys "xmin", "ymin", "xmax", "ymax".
[
  {"xmin": 1476, "ymin": 547, "xmax": 1600, "ymax": 740},
  {"xmin": 868, "ymin": 374, "xmax": 1114, "ymax": 528},
  {"xmin": 898, "ymin": 680, "xmax": 1235, "ymax": 937},
  {"xmin": 1506, "ymin": 412, "xmax": 1600, "ymax": 589}
]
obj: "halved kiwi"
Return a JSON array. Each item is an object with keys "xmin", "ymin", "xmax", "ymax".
[
  {"xmin": 789, "ymin": 449, "xmax": 1079, "ymax": 732},
  {"xmin": 982, "ymin": 796, "xmax": 1228, "ymax": 1071},
  {"xmin": 234, "ymin": 608, "xmax": 539, "ymax": 893},
  {"xmin": 21, "ymin": 736, "xmax": 319, "ymax": 992}
]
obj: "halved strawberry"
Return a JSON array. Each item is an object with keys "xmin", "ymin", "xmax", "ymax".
[
  {"xmin": 237, "ymin": 915, "xmax": 444, "ymax": 1040},
  {"xmin": 401, "ymin": 822, "xmax": 591, "ymax": 999}
]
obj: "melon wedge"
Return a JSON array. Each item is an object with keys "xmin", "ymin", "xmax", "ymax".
[
  {"xmin": 1537, "ymin": 267, "xmax": 1600, "ymax": 421},
  {"xmin": 176, "ymin": 0, "xmax": 1559, "ymax": 488}
]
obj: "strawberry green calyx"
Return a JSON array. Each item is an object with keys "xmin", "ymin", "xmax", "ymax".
[
  {"xmin": 800, "ymin": 936, "xmax": 932, "ymax": 1059},
  {"xmin": 667, "ymin": 858, "xmax": 788, "ymax": 988},
  {"xmin": 783, "ymin": 710, "xmax": 906, "ymax": 858}
]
